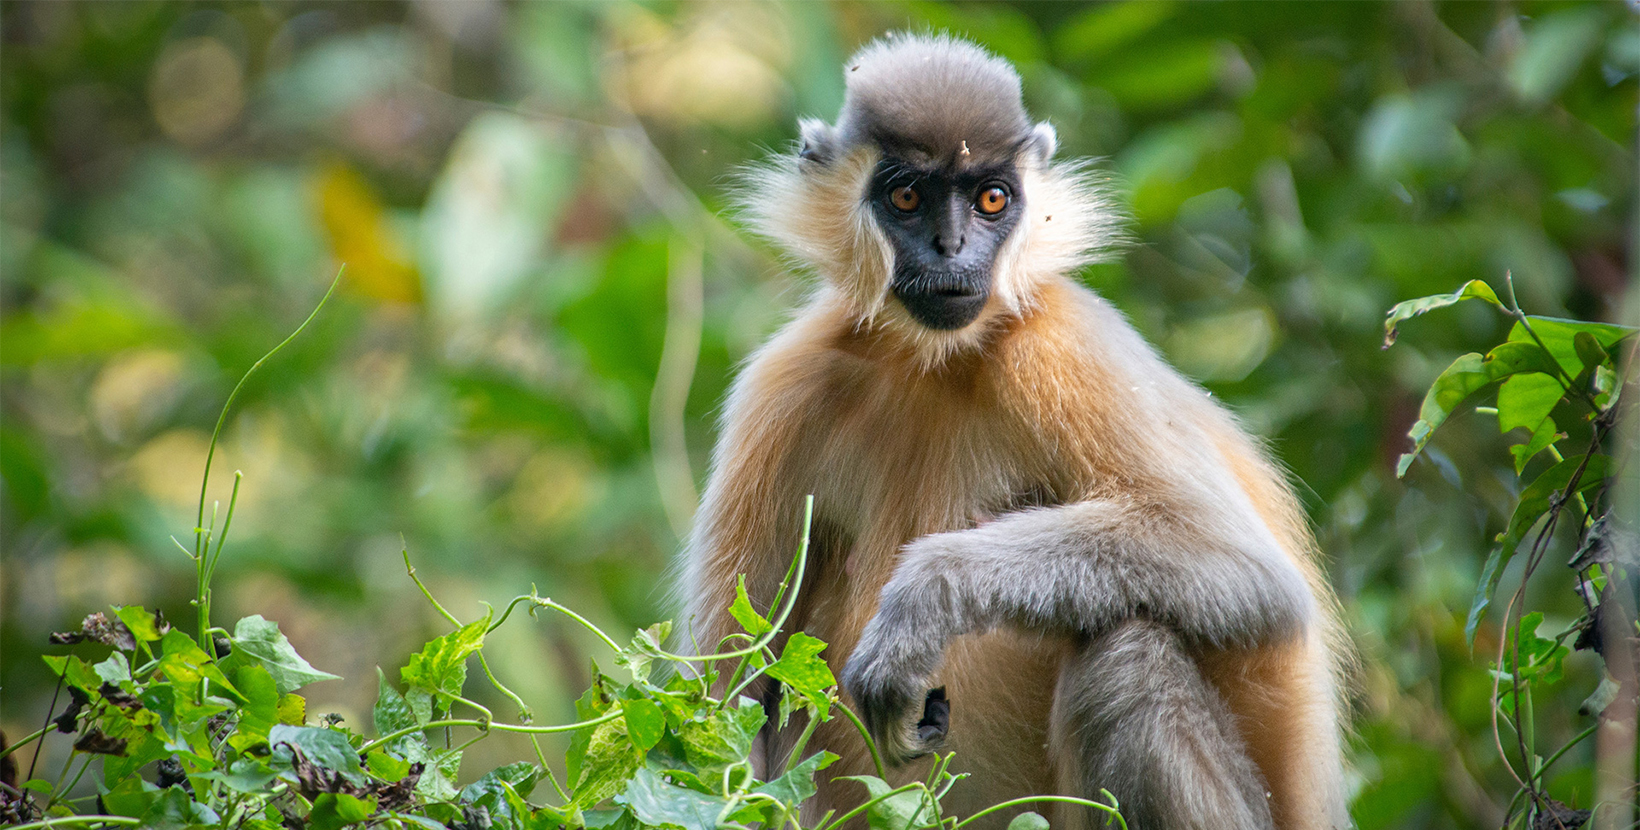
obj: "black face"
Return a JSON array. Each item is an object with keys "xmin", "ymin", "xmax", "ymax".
[{"xmin": 868, "ymin": 157, "xmax": 1024, "ymax": 330}]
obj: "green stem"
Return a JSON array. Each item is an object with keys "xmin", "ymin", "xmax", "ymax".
[
  {"xmin": 8, "ymin": 818, "xmax": 141, "ymax": 829},
  {"xmin": 662, "ymin": 495, "xmax": 814, "ymax": 663},
  {"xmin": 1529, "ymin": 722, "xmax": 1598, "ymax": 796},
  {"xmin": 783, "ymin": 707, "xmax": 825, "ymax": 774},
  {"xmin": 0, "ymin": 726, "xmax": 48, "ymax": 760},
  {"xmin": 527, "ymin": 595, "xmax": 623, "ymax": 654},
  {"xmin": 402, "ymin": 544, "xmax": 462, "ymax": 628},
  {"xmin": 199, "ymin": 472, "xmax": 242, "ymax": 661},
  {"xmin": 477, "ymin": 652, "xmax": 533, "ymax": 723},
  {"xmin": 195, "ymin": 266, "xmax": 343, "ymax": 559},
  {"xmin": 954, "ymin": 795, "xmax": 1128, "ymax": 830},
  {"xmin": 52, "ymin": 754, "xmax": 94, "ymax": 810},
  {"xmin": 833, "ymin": 702, "xmax": 887, "ymax": 780},
  {"xmin": 359, "ymin": 709, "xmax": 621, "ymax": 754},
  {"xmin": 531, "ymin": 735, "xmax": 571, "ymax": 803},
  {"xmin": 446, "ymin": 693, "xmax": 494, "ymax": 723},
  {"xmin": 1502, "ymin": 271, "xmax": 1598, "ymax": 409}
]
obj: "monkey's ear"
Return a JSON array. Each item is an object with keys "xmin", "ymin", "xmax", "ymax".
[
  {"xmin": 1026, "ymin": 122, "xmax": 1057, "ymax": 164},
  {"xmin": 798, "ymin": 118, "xmax": 837, "ymax": 165}
]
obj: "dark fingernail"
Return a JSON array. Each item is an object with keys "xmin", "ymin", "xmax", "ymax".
[{"xmin": 917, "ymin": 686, "xmax": 949, "ymax": 738}]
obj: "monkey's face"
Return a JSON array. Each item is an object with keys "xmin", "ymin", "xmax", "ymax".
[{"xmin": 868, "ymin": 157, "xmax": 1024, "ymax": 331}]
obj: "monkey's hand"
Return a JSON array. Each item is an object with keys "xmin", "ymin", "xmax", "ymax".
[{"xmin": 840, "ymin": 557, "xmax": 954, "ymax": 765}]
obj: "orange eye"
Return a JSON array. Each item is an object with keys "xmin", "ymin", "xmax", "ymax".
[
  {"xmin": 889, "ymin": 186, "xmax": 921, "ymax": 212},
  {"xmin": 976, "ymin": 186, "xmax": 1009, "ymax": 215}
]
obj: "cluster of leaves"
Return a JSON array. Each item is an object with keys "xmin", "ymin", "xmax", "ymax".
[
  {"xmin": 2, "ymin": 512, "xmax": 1116, "ymax": 830},
  {"xmin": 1383, "ymin": 275, "xmax": 1638, "ymax": 829}
]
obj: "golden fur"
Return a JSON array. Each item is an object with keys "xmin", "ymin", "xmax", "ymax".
[{"xmin": 685, "ymin": 39, "xmax": 1349, "ymax": 830}]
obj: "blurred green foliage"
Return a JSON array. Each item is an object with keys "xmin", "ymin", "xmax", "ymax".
[{"xmin": 1, "ymin": 2, "xmax": 1634, "ymax": 827}]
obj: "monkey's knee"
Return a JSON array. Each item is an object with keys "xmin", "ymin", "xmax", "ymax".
[{"xmin": 1050, "ymin": 620, "xmax": 1273, "ymax": 830}]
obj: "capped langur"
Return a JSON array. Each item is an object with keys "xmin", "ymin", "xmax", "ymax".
[{"xmin": 681, "ymin": 33, "xmax": 1350, "ymax": 830}]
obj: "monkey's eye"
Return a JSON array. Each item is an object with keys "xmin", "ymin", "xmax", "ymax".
[
  {"xmin": 889, "ymin": 186, "xmax": 921, "ymax": 212},
  {"xmin": 976, "ymin": 186, "xmax": 1009, "ymax": 215}
]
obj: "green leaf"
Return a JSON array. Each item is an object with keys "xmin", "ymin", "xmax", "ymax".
[
  {"xmin": 460, "ymin": 762, "xmax": 541, "ymax": 824},
  {"xmin": 412, "ymin": 747, "xmax": 464, "ymax": 802},
  {"xmin": 309, "ymin": 793, "xmax": 376, "ymax": 830},
  {"xmin": 219, "ymin": 615, "xmax": 340, "ymax": 695},
  {"xmin": 1397, "ymin": 341, "xmax": 1562, "ymax": 477},
  {"xmin": 841, "ymin": 775, "xmax": 932, "ymax": 830},
  {"xmin": 572, "ymin": 716, "xmax": 643, "ymax": 809},
  {"xmin": 1482, "ymin": 340, "xmax": 1562, "ymax": 377},
  {"xmin": 227, "ymin": 663, "xmax": 281, "ymax": 751},
  {"xmin": 765, "ymin": 633, "xmax": 836, "ymax": 716},
  {"xmin": 729, "ymin": 576, "xmax": 772, "ymax": 636},
  {"xmin": 675, "ymin": 698, "xmax": 765, "ymax": 783},
  {"xmin": 43, "ymin": 654, "xmax": 101, "ymax": 693},
  {"xmin": 754, "ymin": 751, "xmax": 838, "ymax": 806},
  {"xmin": 616, "ymin": 767, "xmax": 734, "ymax": 830},
  {"xmin": 269, "ymin": 724, "xmax": 367, "ymax": 786},
  {"xmin": 1464, "ymin": 454, "xmax": 1611, "ymax": 645},
  {"xmin": 400, "ymin": 614, "xmax": 490, "ymax": 719},
  {"xmin": 1382, "ymin": 280, "xmax": 1503, "ymax": 347},
  {"xmin": 619, "ymin": 622, "xmax": 673, "ymax": 682},
  {"xmin": 622, "ymin": 697, "xmax": 666, "ymax": 752},
  {"xmin": 366, "ymin": 750, "xmax": 411, "ymax": 782},
  {"xmin": 99, "ymin": 776, "xmax": 161, "ymax": 818},
  {"xmin": 1572, "ymin": 331, "xmax": 1609, "ymax": 371},
  {"xmin": 196, "ymin": 758, "xmax": 281, "ymax": 793},
  {"xmin": 276, "ymin": 693, "xmax": 306, "ymax": 725},
  {"xmin": 1398, "ymin": 354, "xmax": 1490, "ymax": 477},
  {"xmin": 1509, "ymin": 418, "xmax": 1562, "ymax": 475},
  {"xmin": 93, "ymin": 652, "xmax": 131, "ymax": 686},
  {"xmin": 1009, "ymin": 812, "xmax": 1051, "ymax": 830},
  {"xmin": 567, "ymin": 669, "xmax": 618, "ymax": 789},
  {"xmin": 139, "ymin": 682, "xmax": 232, "ymax": 745},
  {"xmin": 155, "ymin": 629, "xmax": 241, "ymax": 701},
  {"xmin": 114, "ymin": 605, "xmax": 168, "ymax": 644},
  {"xmin": 1496, "ymin": 372, "xmax": 1563, "ymax": 434},
  {"xmin": 374, "ymin": 668, "xmax": 422, "ymax": 738},
  {"xmin": 139, "ymin": 786, "xmax": 221, "ymax": 830},
  {"xmin": 1507, "ymin": 316, "xmax": 1635, "ymax": 377}
]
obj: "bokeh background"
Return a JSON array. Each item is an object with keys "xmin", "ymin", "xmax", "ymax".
[{"xmin": 2, "ymin": 2, "xmax": 1635, "ymax": 827}]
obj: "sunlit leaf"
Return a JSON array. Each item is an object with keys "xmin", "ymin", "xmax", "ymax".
[
  {"xmin": 308, "ymin": 792, "xmax": 376, "ymax": 830},
  {"xmin": 219, "ymin": 615, "xmax": 340, "ymax": 695},
  {"xmin": 729, "ymin": 575, "xmax": 773, "ymax": 636},
  {"xmin": 766, "ymin": 633, "xmax": 836, "ymax": 717},
  {"xmin": 1507, "ymin": 316, "xmax": 1636, "ymax": 377},
  {"xmin": 1495, "ymin": 372, "xmax": 1563, "ymax": 434},
  {"xmin": 1382, "ymin": 280, "xmax": 1503, "ymax": 347},
  {"xmin": 400, "ymin": 613, "xmax": 490, "ymax": 720},
  {"xmin": 1508, "ymin": 418, "xmax": 1562, "ymax": 475},
  {"xmin": 753, "ymin": 751, "xmax": 838, "ymax": 806},
  {"xmin": 621, "ymin": 697, "xmax": 665, "ymax": 752}
]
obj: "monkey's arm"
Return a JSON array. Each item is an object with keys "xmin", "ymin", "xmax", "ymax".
[{"xmin": 840, "ymin": 496, "xmax": 1315, "ymax": 762}]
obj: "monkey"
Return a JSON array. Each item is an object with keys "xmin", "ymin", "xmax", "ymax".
[{"xmin": 679, "ymin": 33, "xmax": 1350, "ymax": 830}]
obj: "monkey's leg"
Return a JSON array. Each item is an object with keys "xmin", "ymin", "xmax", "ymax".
[{"xmin": 1049, "ymin": 619, "xmax": 1273, "ymax": 830}]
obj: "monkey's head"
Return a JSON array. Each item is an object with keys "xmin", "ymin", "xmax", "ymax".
[{"xmin": 742, "ymin": 33, "xmax": 1120, "ymax": 360}]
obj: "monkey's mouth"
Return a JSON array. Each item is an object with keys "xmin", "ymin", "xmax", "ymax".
[{"xmin": 892, "ymin": 282, "xmax": 989, "ymax": 331}]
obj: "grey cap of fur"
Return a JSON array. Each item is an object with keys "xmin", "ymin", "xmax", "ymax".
[{"xmin": 804, "ymin": 33, "xmax": 1048, "ymax": 165}]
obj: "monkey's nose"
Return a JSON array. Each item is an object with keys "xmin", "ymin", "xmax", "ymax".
[{"xmin": 932, "ymin": 233, "xmax": 965, "ymax": 257}]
